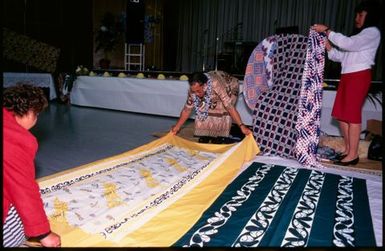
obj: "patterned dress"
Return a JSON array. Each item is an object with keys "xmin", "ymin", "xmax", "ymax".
[{"xmin": 184, "ymin": 71, "xmax": 239, "ymax": 137}]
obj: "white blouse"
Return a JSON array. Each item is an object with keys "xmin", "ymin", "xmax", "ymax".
[{"xmin": 327, "ymin": 27, "xmax": 381, "ymax": 74}]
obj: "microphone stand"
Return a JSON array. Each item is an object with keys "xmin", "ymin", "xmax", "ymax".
[{"xmin": 214, "ymin": 37, "xmax": 219, "ymax": 71}]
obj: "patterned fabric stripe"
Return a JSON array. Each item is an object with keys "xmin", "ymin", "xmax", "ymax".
[
  {"xmin": 204, "ymin": 164, "xmax": 286, "ymax": 247},
  {"xmin": 307, "ymin": 174, "xmax": 376, "ymax": 247},
  {"xmin": 243, "ymin": 36, "xmax": 276, "ymax": 110},
  {"xmin": 352, "ymin": 179, "xmax": 376, "ymax": 246},
  {"xmin": 173, "ymin": 162, "xmax": 376, "ymax": 247},
  {"xmin": 280, "ymin": 170, "xmax": 326, "ymax": 247},
  {"xmin": 294, "ymin": 29, "xmax": 326, "ymax": 168},
  {"xmin": 2, "ymin": 206, "xmax": 26, "ymax": 247},
  {"xmin": 306, "ymin": 173, "xmax": 340, "ymax": 246},
  {"xmin": 232, "ymin": 167, "xmax": 299, "ymax": 247},
  {"xmin": 174, "ymin": 162, "xmax": 282, "ymax": 247},
  {"xmin": 40, "ymin": 144, "xmax": 174, "ymax": 195},
  {"xmin": 258, "ymin": 168, "xmax": 312, "ymax": 247},
  {"xmin": 333, "ymin": 176, "xmax": 355, "ymax": 246},
  {"xmin": 101, "ymin": 156, "xmax": 214, "ymax": 239},
  {"xmin": 252, "ymin": 34, "xmax": 308, "ymax": 159},
  {"xmin": 332, "ymin": 176, "xmax": 376, "ymax": 247}
]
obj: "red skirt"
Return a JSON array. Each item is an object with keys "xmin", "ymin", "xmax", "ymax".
[{"xmin": 331, "ymin": 69, "xmax": 371, "ymax": 124}]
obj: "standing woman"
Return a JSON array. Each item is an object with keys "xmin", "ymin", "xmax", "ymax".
[{"xmin": 312, "ymin": 0, "xmax": 381, "ymax": 166}]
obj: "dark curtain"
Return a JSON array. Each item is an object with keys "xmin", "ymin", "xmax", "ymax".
[{"xmin": 174, "ymin": 0, "xmax": 382, "ymax": 81}]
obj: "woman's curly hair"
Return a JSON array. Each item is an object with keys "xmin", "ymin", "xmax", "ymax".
[{"xmin": 3, "ymin": 83, "xmax": 48, "ymax": 117}]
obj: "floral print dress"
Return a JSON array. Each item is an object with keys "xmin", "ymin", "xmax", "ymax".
[{"xmin": 184, "ymin": 71, "xmax": 239, "ymax": 137}]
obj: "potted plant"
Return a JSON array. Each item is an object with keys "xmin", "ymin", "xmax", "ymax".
[
  {"xmin": 367, "ymin": 89, "xmax": 382, "ymax": 109},
  {"xmin": 95, "ymin": 12, "xmax": 124, "ymax": 69}
]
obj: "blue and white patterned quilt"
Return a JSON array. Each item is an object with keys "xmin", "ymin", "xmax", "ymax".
[{"xmin": 175, "ymin": 162, "xmax": 376, "ymax": 247}]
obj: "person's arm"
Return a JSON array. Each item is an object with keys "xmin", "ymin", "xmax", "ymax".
[
  {"xmin": 328, "ymin": 28, "xmax": 380, "ymax": 52},
  {"xmin": 313, "ymin": 24, "xmax": 380, "ymax": 52},
  {"xmin": 324, "ymin": 39, "xmax": 334, "ymax": 51},
  {"xmin": 227, "ymin": 107, "xmax": 251, "ymax": 135},
  {"xmin": 327, "ymin": 46, "xmax": 344, "ymax": 62},
  {"xmin": 3, "ymin": 133, "xmax": 61, "ymax": 247},
  {"xmin": 312, "ymin": 24, "xmax": 344, "ymax": 62},
  {"xmin": 171, "ymin": 106, "xmax": 192, "ymax": 135},
  {"xmin": 325, "ymin": 38, "xmax": 344, "ymax": 62},
  {"xmin": 3, "ymin": 137, "xmax": 51, "ymax": 236}
]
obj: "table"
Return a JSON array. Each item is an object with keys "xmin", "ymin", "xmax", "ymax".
[
  {"xmin": 3, "ymin": 72, "xmax": 57, "ymax": 100},
  {"xmin": 71, "ymin": 76, "xmax": 382, "ymax": 136},
  {"xmin": 320, "ymin": 90, "xmax": 382, "ymax": 136},
  {"xmin": 71, "ymin": 76, "xmax": 253, "ymax": 124}
]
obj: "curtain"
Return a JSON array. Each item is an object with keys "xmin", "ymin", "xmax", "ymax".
[{"xmin": 174, "ymin": 0, "xmax": 382, "ymax": 81}]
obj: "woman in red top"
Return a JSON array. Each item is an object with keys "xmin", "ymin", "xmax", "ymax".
[{"xmin": 3, "ymin": 84, "xmax": 61, "ymax": 247}]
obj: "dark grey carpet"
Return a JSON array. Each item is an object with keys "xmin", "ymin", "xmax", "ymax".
[{"xmin": 31, "ymin": 102, "xmax": 178, "ymax": 178}]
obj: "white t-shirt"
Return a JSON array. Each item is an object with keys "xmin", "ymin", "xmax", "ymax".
[{"xmin": 327, "ymin": 27, "xmax": 381, "ymax": 74}]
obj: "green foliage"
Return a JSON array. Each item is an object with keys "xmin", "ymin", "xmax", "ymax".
[
  {"xmin": 367, "ymin": 91, "xmax": 382, "ymax": 109},
  {"xmin": 95, "ymin": 12, "xmax": 124, "ymax": 55}
]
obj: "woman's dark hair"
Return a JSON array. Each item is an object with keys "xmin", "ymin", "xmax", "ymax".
[
  {"xmin": 3, "ymin": 83, "xmax": 48, "ymax": 117},
  {"xmin": 188, "ymin": 72, "xmax": 208, "ymax": 86},
  {"xmin": 353, "ymin": 0, "xmax": 381, "ymax": 34}
]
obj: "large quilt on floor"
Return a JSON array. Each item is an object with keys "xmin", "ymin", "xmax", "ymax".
[
  {"xmin": 37, "ymin": 135, "xmax": 376, "ymax": 247},
  {"xmin": 37, "ymin": 133, "xmax": 259, "ymax": 247},
  {"xmin": 174, "ymin": 162, "xmax": 376, "ymax": 247}
]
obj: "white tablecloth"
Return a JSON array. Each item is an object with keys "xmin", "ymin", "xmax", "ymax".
[
  {"xmin": 71, "ymin": 76, "xmax": 382, "ymax": 136},
  {"xmin": 71, "ymin": 76, "xmax": 253, "ymax": 124},
  {"xmin": 320, "ymin": 90, "xmax": 382, "ymax": 136},
  {"xmin": 3, "ymin": 72, "xmax": 57, "ymax": 100}
]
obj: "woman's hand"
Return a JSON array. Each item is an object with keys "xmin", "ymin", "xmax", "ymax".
[
  {"xmin": 40, "ymin": 232, "xmax": 61, "ymax": 247},
  {"xmin": 240, "ymin": 124, "xmax": 252, "ymax": 135},
  {"xmin": 325, "ymin": 39, "xmax": 332, "ymax": 51},
  {"xmin": 170, "ymin": 125, "xmax": 180, "ymax": 135},
  {"xmin": 312, "ymin": 24, "xmax": 329, "ymax": 33}
]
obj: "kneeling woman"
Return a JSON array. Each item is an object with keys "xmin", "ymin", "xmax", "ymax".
[
  {"xmin": 3, "ymin": 84, "xmax": 61, "ymax": 247},
  {"xmin": 171, "ymin": 71, "xmax": 251, "ymax": 143}
]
